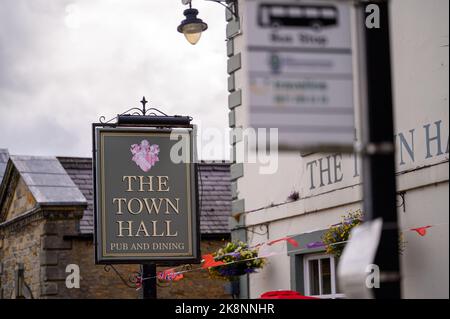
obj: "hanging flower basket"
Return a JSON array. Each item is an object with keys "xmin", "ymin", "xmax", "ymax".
[
  {"xmin": 208, "ymin": 241, "xmax": 266, "ymax": 281},
  {"xmin": 322, "ymin": 210, "xmax": 407, "ymax": 258},
  {"xmin": 322, "ymin": 210, "xmax": 364, "ymax": 258}
]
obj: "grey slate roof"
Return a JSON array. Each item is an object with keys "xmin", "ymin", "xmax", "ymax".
[
  {"xmin": 9, "ymin": 155, "xmax": 86, "ymax": 206},
  {"xmin": 198, "ymin": 162, "xmax": 232, "ymax": 235},
  {"xmin": 0, "ymin": 149, "xmax": 9, "ymax": 183},
  {"xmin": 57, "ymin": 157, "xmax": 232, "ymax": 235},
  {"xmin": 58, "ymin": 157, "xmax": 94, "ymax": 234}
]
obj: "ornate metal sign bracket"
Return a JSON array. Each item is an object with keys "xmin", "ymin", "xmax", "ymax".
[
  {"xmin": 103, "ymin": 264, "xmax": 141, "ymax": 289},
  {"xmin": 97, "ymin": 96, "xmax": 193, "ymax": 128}
]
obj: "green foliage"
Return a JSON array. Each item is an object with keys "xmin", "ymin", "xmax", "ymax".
[
  {"xmin": 208, "ymin": 241, "xmax": 266, "ymax": 281},
  {"xmin": 322, "ymin": 210, "xmax": 364, "ymax": 258},
  {"xmin": 398, "ymin": 231, "xmax": 407, "ymax": 255},
  {"xmin": 322, "ymin": 210, "xmax": 407, "ymax": 257}
]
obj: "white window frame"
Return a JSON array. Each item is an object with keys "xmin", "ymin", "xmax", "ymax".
[{"xmin": 303, "ymin": 253, "xmax": 345, "ymax": 299}]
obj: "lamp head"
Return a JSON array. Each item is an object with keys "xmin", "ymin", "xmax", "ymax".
[{"xmin": 177, "ymin": 8, "xmax": 208, "ymax": 45}]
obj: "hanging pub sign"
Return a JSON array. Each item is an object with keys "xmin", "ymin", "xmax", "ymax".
[{"xmin": 93, "ymin": 126, "xmax": 200, "ymax": 264}]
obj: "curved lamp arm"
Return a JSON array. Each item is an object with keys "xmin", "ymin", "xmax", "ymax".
[
  {"xmin": 182, "ymin": 0, "xmax": 239, "ymax": 20},
  {"xmin": 205, "ymin": 0, "xmax": 239, "ymax": 20}
]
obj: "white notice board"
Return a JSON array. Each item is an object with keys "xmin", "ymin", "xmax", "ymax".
[{"xmin": 244, "ymin": 0, "xmax": 355, "ymax": 151}]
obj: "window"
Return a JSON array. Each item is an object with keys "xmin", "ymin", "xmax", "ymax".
[{"xmin": 303, "ymin": 254, "xmax": 345, "ymax": 299}]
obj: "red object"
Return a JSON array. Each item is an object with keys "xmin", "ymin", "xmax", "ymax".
[
  {"xmin": 410, "ymin": 225, "xmax": 432, "ymax": 236},
  {"xmin": 158, "ymin": 268, "xmax": 184, "ymax": 281},
  {"xmin": 260, "ymin": 290, "xmax": 319, "ymax": 299},
  {"xmin": 202, "ymin": 254, "xmax": 225, "ymax": 269},
  {"xmin": 267, "ymin": 237, "xmax": 299, "ymax": 248},
  {"xmin": 135, "ymin": 276, "xmax": 142, "ymax": 290}
]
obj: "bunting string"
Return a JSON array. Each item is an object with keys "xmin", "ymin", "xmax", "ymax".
[
  {"xmin": 132, "ymin": 221, "xmax": 448, "ymax": 287},
  {"xmin": 136, "ymin": 239, "xmax": 350, "ymax": 285}
]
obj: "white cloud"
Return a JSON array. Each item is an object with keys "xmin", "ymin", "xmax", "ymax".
[{"xmin": 0, "ymin": 0, "xmax": 230, "ymax": 160}]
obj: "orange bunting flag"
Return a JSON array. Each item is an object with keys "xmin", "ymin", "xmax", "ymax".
[
  {"xmin": 157, "ymin": 268, "xmax": 184, "ymax": 281},
  {"xmin": 410, "ymin": 226, "xmax": 432, "ymax": 237},
  {"xmin": 268, "ymin": 237, "xmax": 299, "ymax": 247},
  {"xmin": 202, "ymin": 254, "xmax": 225, "ymax": 269}
]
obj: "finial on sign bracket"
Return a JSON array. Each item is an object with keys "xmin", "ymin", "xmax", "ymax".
[
  {"xmin": 140, "ymin": 96, "xmax": 148, "ymax": 114},
  {"xmin": 98, "ymin": 96, "xmax": 173, "ymax": 124}
]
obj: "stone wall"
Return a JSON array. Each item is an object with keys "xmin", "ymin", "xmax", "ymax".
[
  {"xmin": 1, "ymin": 214, "xmax": 232, "ymax": 299},
  {"xmin": 0, "ymin": 219, "xmax": 43, "ymax": 299},
  {"xmin": 56, "ymin": 238, "xmax": 231, "ymax": 299},
  {"xmin": 38, "ymin": 216, "xmax": 103, "ymax": 299},
  {"xmin": 53, "ymin": 238, "xmax": 140, "ymax": 299},
  {"xmin": 1, "ymin": 224, "xmax": 232, "ymax": 298},
  {"xmin": 0, "ymin": 176, "xmax": 232, "ymax": 299},
  {"xmin": 157, "ymin": 239, "xmax": 232, "ymax": 299},
  {"xmin": 0, "ymin": 175, "xmax": 42, "ymax": 299},
  {"xmin": 6, "ymin": 177, "xmax": 36, "ymax": 220}
]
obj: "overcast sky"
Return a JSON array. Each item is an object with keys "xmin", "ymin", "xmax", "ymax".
[{"xmin": 0, "ymin": 0, "xmax": 230, "ymax": 160}]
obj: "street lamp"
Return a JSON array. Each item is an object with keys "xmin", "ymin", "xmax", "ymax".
[
  {"xmin": 177, "ymin": 0, "xmax": 238, "ymax": 45},
  {"xmin": 177, "ymin": 1, "xmax": 208, "ymax": 45}
]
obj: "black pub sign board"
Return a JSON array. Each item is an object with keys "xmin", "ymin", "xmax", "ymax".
[{"xmin": 93, "ymin": 127, "xmax": 200, "ymax": 264}]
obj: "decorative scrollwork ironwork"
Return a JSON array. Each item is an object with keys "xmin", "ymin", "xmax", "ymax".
[
  {"xmin": 104, "ymin": 264, "xmax": 141, "ymax": 289},
  {"xmin": 247, "ymin": 223, "xmax": 269, "ymax": 238},
  {"xmin": 396, "ymin": 192, "xmax": 406, "ymax": 213},
  {"xmin": 98, "ymin": 96, "xmax": 171, "ymax": 124}
]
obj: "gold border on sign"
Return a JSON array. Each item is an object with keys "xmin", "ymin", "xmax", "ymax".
[{"xmin": 98, "ymin": 130, "xmax": 193, "ymax": 258}]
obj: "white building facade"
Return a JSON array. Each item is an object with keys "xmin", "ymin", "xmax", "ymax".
[{"xmin": 226, "ymin": 0, "xmax": 449, "ymax": 299}]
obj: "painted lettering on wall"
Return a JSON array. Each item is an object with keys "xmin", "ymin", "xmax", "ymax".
[{"xmin": 306, "ymin": 120, "xmax": 449, "ymax": 190}]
